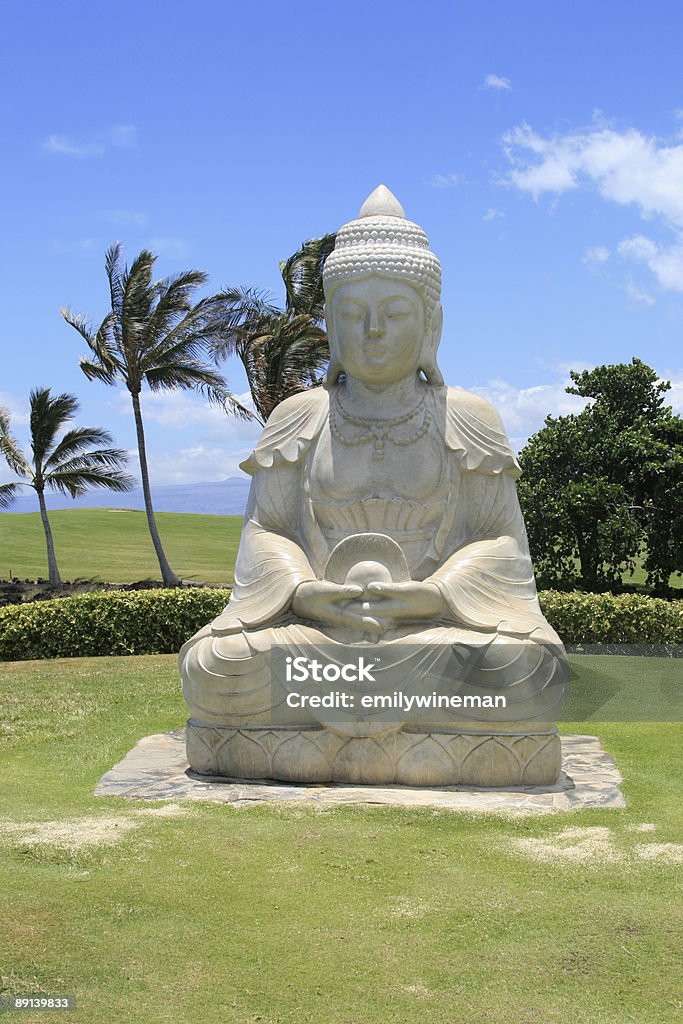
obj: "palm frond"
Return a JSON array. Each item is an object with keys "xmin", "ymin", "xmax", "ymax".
[
  {"xmin": 0, "ymin": 408, "xmax": 31, "ymax": 477},
  {"xmin": 122, "ymin": 250, "xmax": 156, "ymax": 320},
  {"xmin": 62, "ymin": 308, "xmax": 122, "ymax": 380},
  {"xmin": 46, "ymin": 468, "xmax": 134, "ymax": 497},
  {"xmin": 205, "ymin": 388, "xmax": 253, "ymax": 420},
  {"xmin": 44, "ymin": 426, "xmax": 116, "ymax": 471},
  {"xmin": 0, "ymin": 481, "xmax": 25, "ymax": 509},
  {"xmin": 141, "ymin": 271, "xmax": 211, "ymax": 357},
  {"xmin": 105, "ymin": 242, "xmax": 125, "ymax": 324},
  {"xmin": 79, "ymin": 357, "xmax": 119, "ymax": 387},
  {"xmin": 119, "ymin": 250, "xmax": 158, "ymax": 383},
  {"xmin": 141, "ymin": 302, "xmax": 219, "ymax": 373},
  {"xmin": 60, "ymin": 308, "xmax": 96, "ymax": 345},
  {"xmin": 280, "ymin": 232, "xmax": 336, "ymax": 320},
  {"xmin": 209, "ymin": 287, "xmax": 280, "ymax": 362},
  {"xmin": 144, "ymin": 363, "xmax": 231, "ymax": 393},
  {"xmin": 29, "ymin": 388, "xmax": 79, "ymax": 467},
  {"xmin": 46, "ymin": 447, "xmax": 130, "ymax": 474}
]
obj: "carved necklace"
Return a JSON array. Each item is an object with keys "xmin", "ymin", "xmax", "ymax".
[{"xmin": 329, "ymin": 388, "xmax": 431, "ymax": 460}]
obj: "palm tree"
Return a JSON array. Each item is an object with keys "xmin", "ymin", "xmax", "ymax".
[
  {"xmin": 61, "ymin": 243, "xmax": 251, "ymax": 586},
  {"xmin": 212, "ymin": 289, "xmax": 329, "ymax": 424},
  {"xmin": 0, "ymin": 389, "xmax": 133, "ymax": 587},
  {"xmin": 212, "ymin": 234, "xmax": 336, "ymax": 424},
  {"xmin": 279, "ymin": 232, "xmax": 336, "ymax": 321}
]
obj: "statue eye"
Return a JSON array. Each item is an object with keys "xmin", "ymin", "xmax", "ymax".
[{"xmin": 340, "ymin": 309, "xmax": 363, "ymax": 321}]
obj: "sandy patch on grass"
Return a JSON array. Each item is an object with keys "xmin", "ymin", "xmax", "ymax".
[
  {"xmin": 137, "ymin": 803, "xmax": 189, "ymax": 818},
  {"xmin": 0, "ymin": 804, "xmax": 190, "ymax": 852},
  {"xmin": 511, "ymin": 826, "xmax": 618, "ymax": 865},
  {"xmin": 391, "ymin": 896, "xmax": 431, "ymax": 919},
  {"xmin": 634, "ymin": 843, "xmax": 683, "ymax": 864},
  {"xmin": 402, "ymin": 984, "xmax": 433, "ymax": 999},
  {"xmin": 508, "ymin": 825, "xmax": 682, "ymax": 866},
  {"xmin": 0, "ymin": 815, "xmax": 139, "ymax": 850}
]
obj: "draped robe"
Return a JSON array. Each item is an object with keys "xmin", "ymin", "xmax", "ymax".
[{"xmin": 180, "ymin": 385, "xmax": 567, "ymax": 734}]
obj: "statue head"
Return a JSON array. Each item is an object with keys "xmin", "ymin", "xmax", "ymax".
[{"xmin": 323, "ymin": 185, "xmax": 444, "ymax": 387}]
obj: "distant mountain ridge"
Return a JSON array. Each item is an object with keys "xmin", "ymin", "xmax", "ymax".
[{"xmin": 1, "ymin": 477, "xmax": 251, "ymax": 516}]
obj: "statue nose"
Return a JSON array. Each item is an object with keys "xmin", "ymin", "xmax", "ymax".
[{"xmin": 366, "ymin": 312, "xmax": 384, "ymax": 337}]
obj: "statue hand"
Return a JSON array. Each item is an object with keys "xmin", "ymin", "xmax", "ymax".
[
  {"xmin": 365, "ymin": 580, "xmax": 446, "ymax": 626},
  {"xmin": 292, "ymin": 580, "xmax": 384, "ymax": 632}
]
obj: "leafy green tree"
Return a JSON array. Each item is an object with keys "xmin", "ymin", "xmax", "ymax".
[
  {"xmin": 62, "ymin": 243, "xmax": 251, "ymax": 586},
  {"xmin": 518, "ymin": 358, "xmax": 683, "ymax": 593},
  {"xmin": 0, "ymin": 390, "xmax": 132, "ymax": 586},
  {"xmin": 212, "ymin": 234, "xmax": 336, "ymax": 424}
]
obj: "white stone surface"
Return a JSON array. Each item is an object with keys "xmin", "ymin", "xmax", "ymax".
[
  {"xmin": 95, "ymin": 731, "xmax": 625, "ymax": 813},
  {"xmin": 179, "ymin": 186, "xmax": 568, "ymax": 786}
]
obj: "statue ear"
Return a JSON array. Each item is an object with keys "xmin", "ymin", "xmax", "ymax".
[
  {"xmin": 322, "ymin": 303, "xmax": 343, "ymax": 388},
  {"xmin": 323, "ymin": 359, "xmax": 344, "ymax": 389},
  {"xmin": 419, "ymin": 303, "xmax": 444, "ymax": 386}
]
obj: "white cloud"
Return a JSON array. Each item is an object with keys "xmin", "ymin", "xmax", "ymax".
[
  {"xmin": 667, "ymin": 374, "xmax": 683, "ymax": 414},
  {"xmin": 0, "ymin": 392, "xmax": 29, "ymax": 426},
  {"xmin": 472, "ymin": 368, "xmax": 683, "ymax": 451},
  {"xmin": 106, "ymin": 125, "xmax": 137, "ymax": 148},
  {"xmin": 503, "ymin": 121, "xmax": 683, "ymax": 294},
  {"xmin": 617, "ymin": 234, "xmax": 683, "ymax": 292},
  {"xmin": 583, "ymin": 245, "xmax": 610, "ymax": 265},
  {"xmin": 44, "ymin": 135, "xmax": 104, "ymax": 158},
  {"xmin": 617, "ymin": 235, "xmax": 658, "ymax": 261},
  {"xmin": 625, "ymin": 281, "xmax": 656, "ymax": 307},
  {"xmin": 43, "ymin": 124, "xmax": 138, "ymax": 159},
  {"xmin": 483, "ymin": 208, "xmax": 504, "ymax": 222},
  {"xmin": 102, "ymin": 209, "xmax": 147, "ymax": 227},
  {"xmin": 484, "ymin": 74, "xmax": 511, "ymax": 92},
  {"xmin": 425, "ymin": 173, "xmax": 460, "ymax": 189},
  {"xmin": 148, "ymin": 445, "xmax": 253, "ymax": 485},
  {"xmin": 649, "ymin": 243, "xmax": 683, "ymax": 290},
  {"xmin": 49, "ymin": 238, "xmax": 97, "ymax": 255},
  {"xmin": 148, "ymin": 237, "xmax": 188, "ymax": 257},
  {"xmin": 113, "ymin": 389, "xmax": 261, "ymax": 446},
  {"xmin": 0, "ymin": 393, "xmax": 29, "ymax": 485},
  {"xmin": 503, "ymin": 123, "xmax": 683, "ymax": 226},
  {"xmin": 105, "ymin": 390, "xmax": 262, "ymax": 485},
  {"xmin": 473, "ymin": 377, "xmax": 588, "ymax": 449}
]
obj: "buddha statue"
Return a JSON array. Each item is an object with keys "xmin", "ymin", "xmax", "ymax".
[{"xmin": 180, "ymin": 185, "xmax": 568, "ymax": 787}]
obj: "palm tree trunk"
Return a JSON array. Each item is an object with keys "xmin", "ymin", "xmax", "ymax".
[
  {"xmin": 130, "ymin": 390, "xmax": 181, "ymax": 587},
  {"xmin": 36, "ymin": 486, "xmax": 61, "ymax": 588}
]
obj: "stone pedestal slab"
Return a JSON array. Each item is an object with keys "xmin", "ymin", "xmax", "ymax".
[{"xmin": 186, "ymin": 720, "xmax": 562, "ymax": 787}]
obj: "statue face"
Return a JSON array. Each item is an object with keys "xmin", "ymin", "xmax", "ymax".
[{"xmin": 329, "ymin": 276, "xmax": 425, "ymax": 385}]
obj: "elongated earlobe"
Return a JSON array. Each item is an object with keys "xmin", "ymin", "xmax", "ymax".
[
  {"xmin": 419, "ymin": 304, "xmax": 444, "ymax": 386},
  {"xmin": 419, "ymin": 360, "xmax": 444, "ymax": 386},
  {"xmin": 323, "ymin": 359, "xmax": 344, "ymax": 388}
]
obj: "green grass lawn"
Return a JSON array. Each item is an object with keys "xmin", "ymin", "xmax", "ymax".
[
  {"xmin": 2, "ymin": 508, "xmax": 681, "ymax": 591},
  {"xmin": 1, "ymin": 653, "xmax": 681, "ymax": 1023},
  {"xmin": 0, "ymin": 509, "xmax": 243, "ymax": 584}
]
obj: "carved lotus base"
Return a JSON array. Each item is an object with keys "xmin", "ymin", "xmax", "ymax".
[{"xmin": 186, "ymin": 720, "xmax": 562, "ymax": 787}]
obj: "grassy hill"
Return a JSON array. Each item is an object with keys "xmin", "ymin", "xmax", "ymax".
[
  {"xmin": 1, "ymin": 507, "xmax": 680, "ymax": 590},
  {"xmin": 0, "ymin": 508, "xmax": 243, "ymax": 584}
]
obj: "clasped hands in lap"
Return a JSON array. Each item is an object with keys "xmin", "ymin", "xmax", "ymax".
[{"xmin": 291, "ymin": 578, "xmax": 446, "ymax": 634}]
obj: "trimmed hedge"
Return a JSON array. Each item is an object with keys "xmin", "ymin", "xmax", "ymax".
[
  {"xmin": 539, "ymin": 590, "xmax": 683, "ymax": 645},
  {"xmin": 0, "ymin": 589, "xmax": 229, "ymax": 662},
  {"xmin": 0, "ymin": 587, "xmax": 680, "ymax": 662}
]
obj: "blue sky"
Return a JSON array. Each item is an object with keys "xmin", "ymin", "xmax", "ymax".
[{"xmin": 2, "ymin": 0, "xmax": 683, "ymax": 498}]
